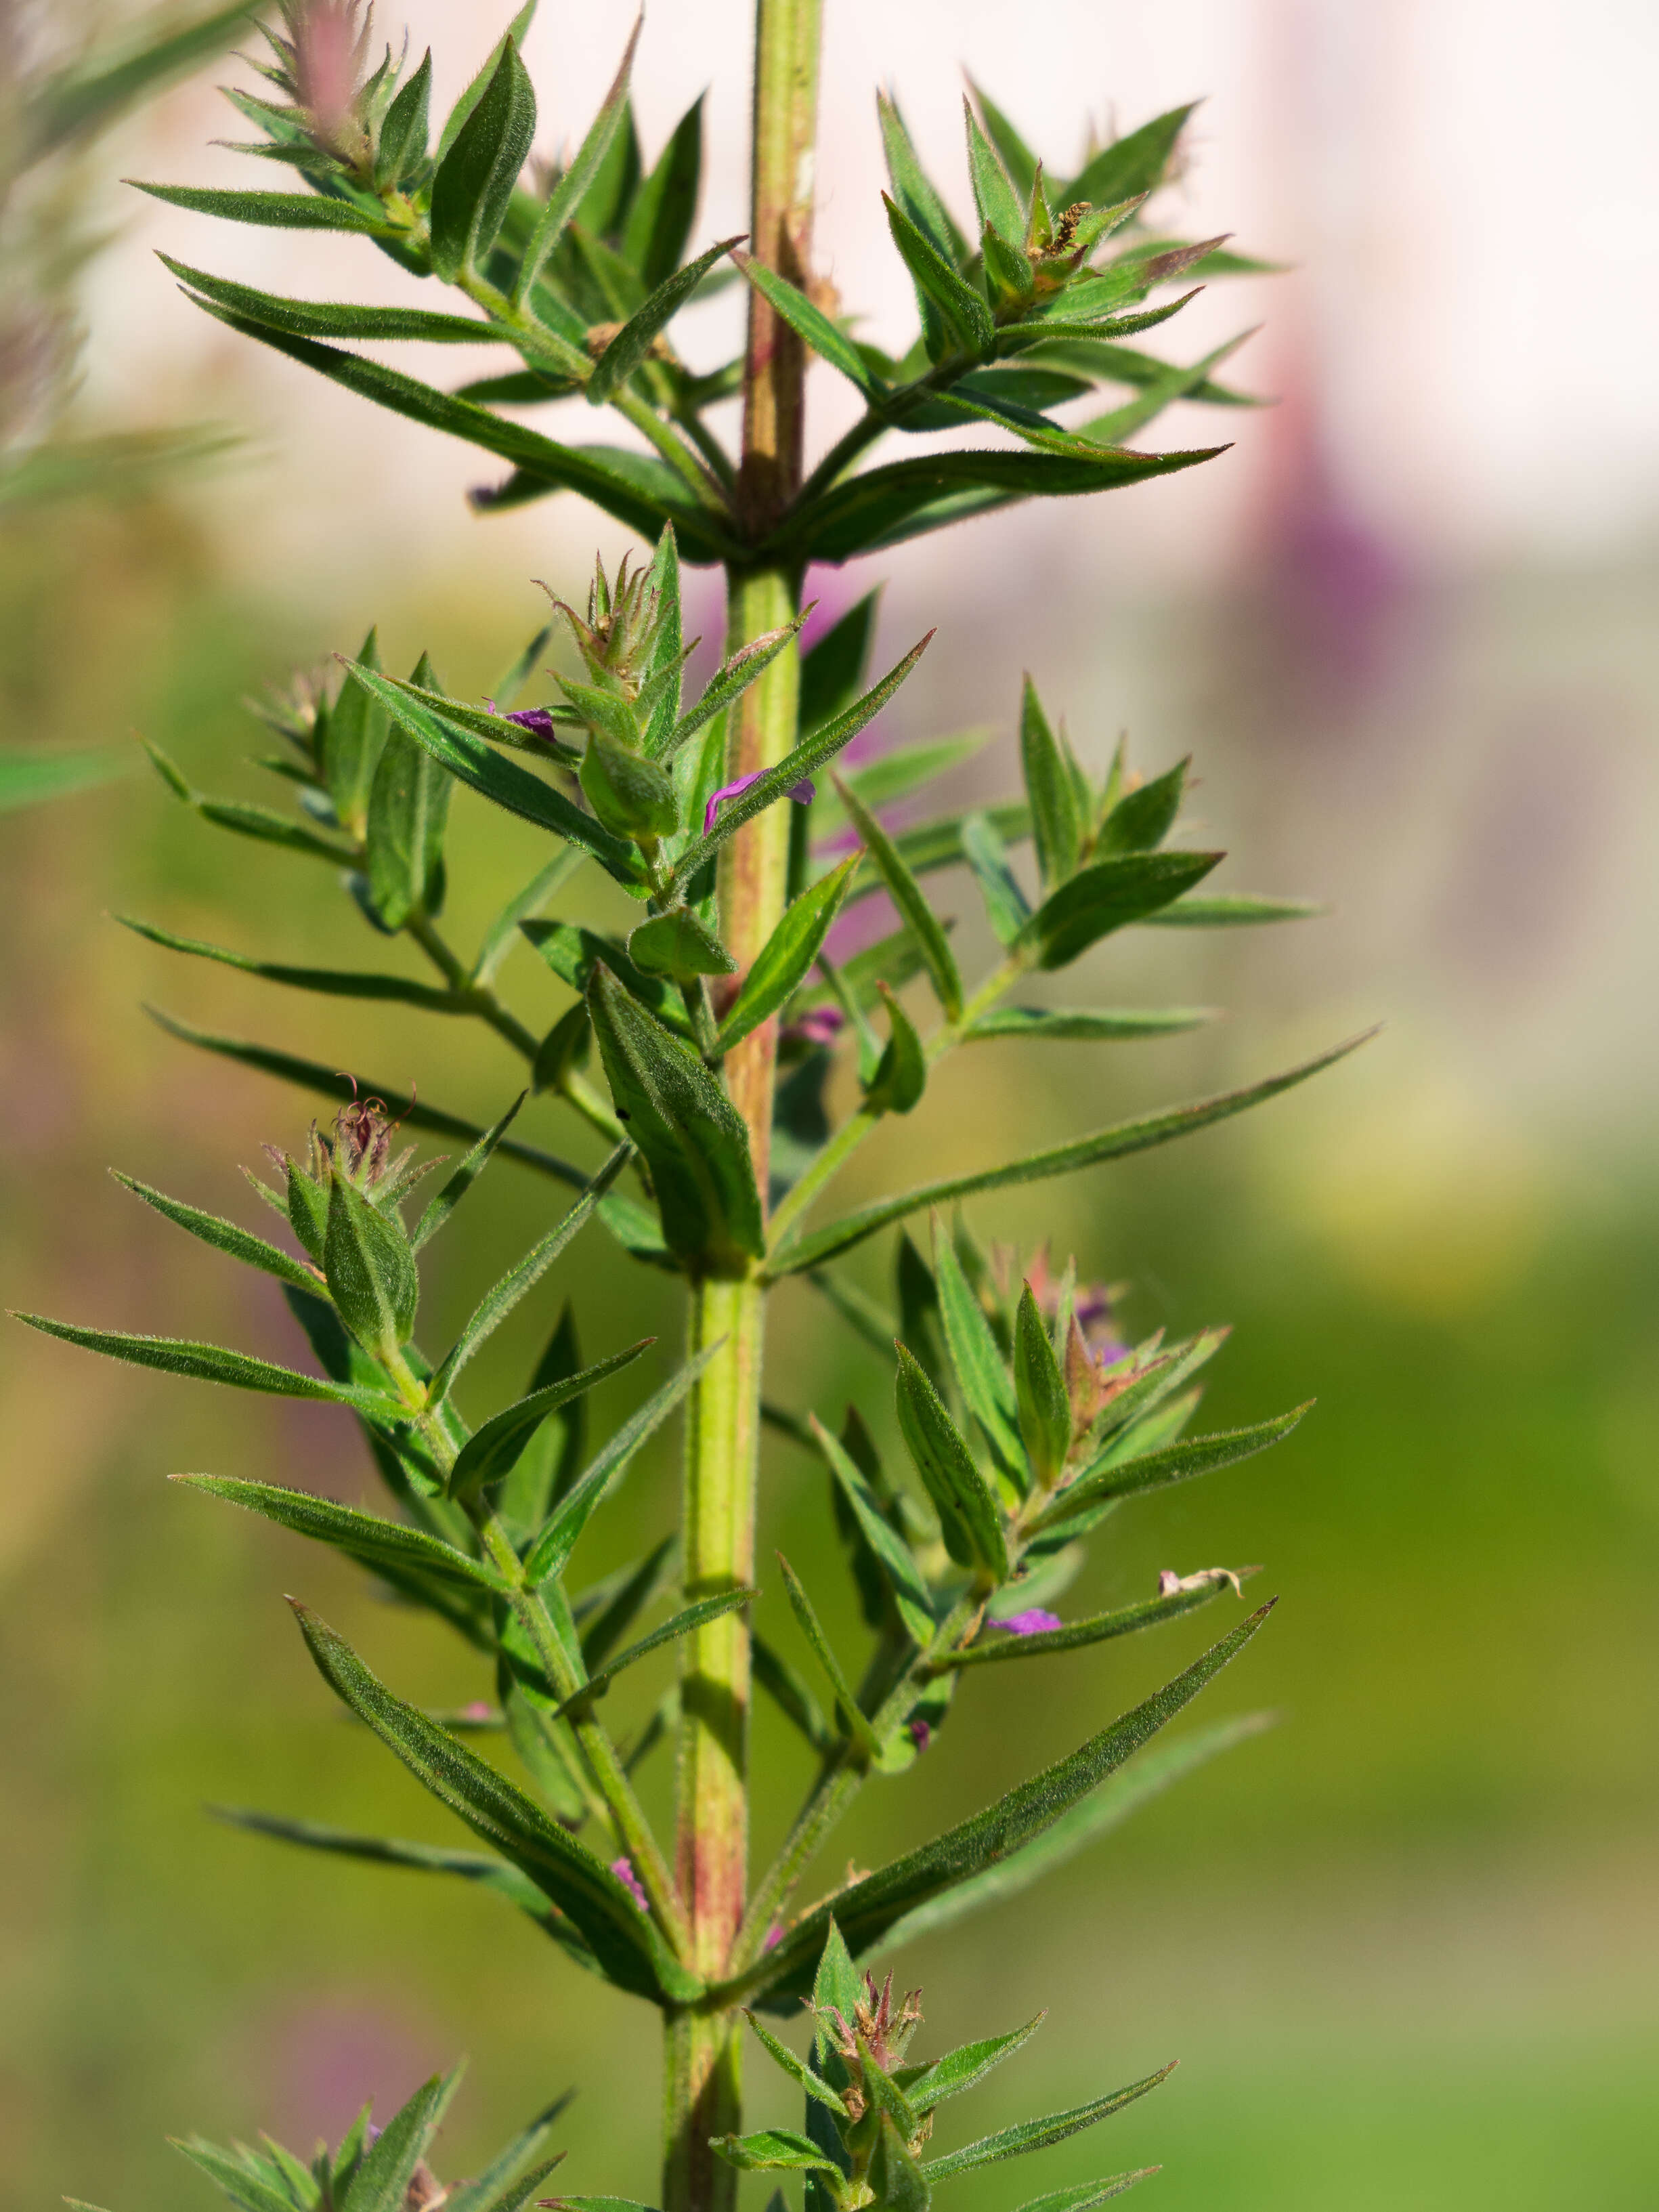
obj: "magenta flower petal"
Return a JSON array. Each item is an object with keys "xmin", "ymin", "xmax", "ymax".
[
  {"xmin": 783, "ymin": 1004, "xmax": 844, "ymax": 1049},
  {"xmin": 484, "ymin": 699, "xmax": 562, "ymax": 744},
  {"xmin": 997, "ymin": 1608, "xmax": 1062, "ymax": 1637},
  {"xmin": 610, "ymin": 1856, "xmax": 650, "ymax": 1912},
  {"xmin": 703, "ymin": 771, "xmax": 816, "ymax": 836},
  {"xmin": 908, "ymin": 1717, "xmax": 932, "ymax": 1753}
]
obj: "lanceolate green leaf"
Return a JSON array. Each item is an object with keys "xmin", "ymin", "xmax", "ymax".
[
  {"xmin": 430, "ymin": 37, "xmax": 537, "ymax": 278},
  {"xmin": 867, "ymin": 982, "xmax": 926, "ymax": 1115},
  {"xmin": 0, "ymin": 745, "xmax": 127, "ymax": 810},
  {"xmin": 448, "ymin": 1341, "xmax": 653, "ymax": 1501},
  {"xmin": 11, "ymin": 1312, "xmax": 401, "ymax": 1413},
  {"xmin": 869, "ymin": 1713, "xmax": 1274, "ymax": 1955},
  {"xmin": 412, "ymin": 1093, "xmax": 527, "ymax": 1252},
  {"xmin": 210, "ymin": 1806, "xmax": 594, "ymax": 1961},
  {"xmin": 291, "ymin": 1602, "xmax": 700, "ymax": 2003},
  {"xmin": 366, "ymin": 692, "xmax": 454, "ymax": 930},
  {"xmin": 961, "ymin": 811, "xmax": 1032, "ymax": 945},
  {"xmin": 933, "ymin": 1225, "xmax": 1023, "ymax": 1478},
  {"xmin": 711, "ymin": 2130, "xmax": 839, "ymax": 2175},
  {"xmin": 324, "ymin": 1172, "xmax": 417, "ymax": 1361},
  {"xmin": 769, "ymin": 1031, "xmax": 1375, "ymax": 1273},
  {"xmin": 588, "ymin": 236, "xmax": 742, "ymax": 405},
  {"xmin": 516, "ymin": 16, "xmax": 641, "ymax": 303},
  {"xmin": 869, "ymin": 2114, "xmax": 930, "ymax": 2212},
  {"xmin": 337, "ymin": 660, "xmax": 643, "ymax": 882},
  {"xmin": 964, "ymin": 99, "xmax": 1025, "ymax": 244},
  {"xmin": 777, "ymin": 1552, "xmax": 881, "ymax": 1758},
  {"xmin": 799, "ymin": 593, "xmax": 880, "ymax": 732},
  {"xmin": 343, "ymin": 2064, "xmax": 466, "ymax": 2212},
  {"xmin": 429, "ymin": 1144, "xmax": 628, "ymax": 1403},
  {"xmin": 628, "ymin": 907, "xmax": 735, "ymax": 981},
  {"xmin": 587, "ymin": 969, "xmax": 762, "ymax": 1275},
  {"xmin": 445, "ymin": 2094, "xmax": 578, "ymax": 2212},
  {"xmin": 112, "ymin": 1172, "xmax": 318, "ymax": 1292},
  {"xmin": 788, "ymin": 445, "xmax": 1222, "ymax": 565},
  {"xmin": 666, "ymin": 608, "xmax": 811, "ymax": 759},
  {"xmin": 431, "ymin": 0, "xmax": 538, "ymax": 160},
  {"xmin": 901, "ymin": 2015, "xmax": 1045, "ymax": 2113},
  {"xmin": 375, "ymin": 46, "xmax": 433, "ymax": 189},
  {"xmin": 877, "ymin": 91, "xmax": 968, "ymax": 265},
  {"xmin": 924, "ymin": 2068, "xmax": 1174, "ymax": 2180},
  {"xmin": 882, "ymin": 193, "xmax": 995, "ymax": 358},
  {"xmin": 742, "ymin": 2009, "xmax": 848, "ymax": 2115},
  {"xmin": 894, "ymin": 1344, "xmax": 1009, "ymax": 1580},
  {"xmin": 964, "ymin": 80, "xmax": 1039, "ymax": 200},
  {"xmin": 936, "ymin": 1577, "xmax": 1244, "ymax": 1670},
  {"xmin": 173, "ymin": 1474, "xmax": 507, "ymax": 1592},
  {"xmin": 667, "ymin": 633, "xmax": 932, "ymax": 894},
  {"xmin": 1028, "ymin": 851, "xmax": 1222, "ymax": 968},
  {"xmin": 1014, "ymin": 1283, "xmax": 1071, "ymax": 1488},
  {"xmin": 118, "ymin": 916, "xmax": 462, "ymax": 1011},
  {"xmin": 156, "ymin": 259, "xmax": 509, "ymax": 345},
  {"xmin": 736, "ymin": 1605, "xmax": 1274, "ymax": 2003},
  {"xmin": 1067, "ymin": 102, "xmax": 1197, "ymax": 208},
  {"xmin": 1019, "ymin": 677, "xmax": 1082, "ymax": 890},
  {"xmin": 171, "ymin": 2139, "xmax": 301, "ymax": 2212},
  {"xmin": 131, "ymin": 181, "xmax": 400, "ymax": 235},
  {"xmin": 176, "ymin": 301, "xmax": 739, "ymax": 559},
  {"xmin": 556, "ymin": 1586, "xmax": 754, "ymax": 1717},
  {"xmin": 524, "ymin": 1342, "xmax": 720, "ymax": 1583},
  {"xmin": 832, "ymin": 775, "xmax": 962, "ymax": 1020},
  {"xmin": 714, "ymin": 853, "xmax": 859, "ymax": 1055},
  {"xmin": 622, "ymin": 91, "xmax": 706, "ymax": 291},
  {"xmin": 978, "ymin": 2174, "xmax": 1156, "ymax": 2212},
  {"xmin": 1142, "ymin": 893, "xmax": 1322, "ymax": 928},
  {"xmin": 1027, "ymin": 1406, "xmax": 1310, "ymax": 1536},
  {"xmin": 811, "ymin": 1416, "xmax": 935, "ymax": 1648},
  {"xmin": 733, "ymin": 253, "xmax": 885, "ymax": 398},
  {"xmin": 967, "ymin": 1006, "xmax": 1213, "ymax": 1042}
]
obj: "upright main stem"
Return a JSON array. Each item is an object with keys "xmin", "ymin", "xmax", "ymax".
[{"xmin": 664, "ymin": 9, "xmax": 822, "ymax": 2212}]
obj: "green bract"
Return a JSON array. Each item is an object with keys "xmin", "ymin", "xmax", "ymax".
[{"xmin": 35, "ymin": 7, "xmax": 1364, "ymax": 2212}]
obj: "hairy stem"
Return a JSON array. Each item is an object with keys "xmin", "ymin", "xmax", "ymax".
[{"xmin": 664, "ymin": 5, "xmax": 822, "ymax": 2209}]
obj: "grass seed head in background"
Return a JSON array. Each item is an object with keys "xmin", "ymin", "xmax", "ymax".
[{"xmin": 30, "ymin": 2, "xmax": 1370, "ymax": 2208}]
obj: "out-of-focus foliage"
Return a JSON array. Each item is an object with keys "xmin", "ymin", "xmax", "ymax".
[
  {"xmin": 4, "ymin": 507, "xmax": 1657, "ymax": 2209},
  {"xmin": 0, "ymin": 0, "xmax": 256, "ymax": 813}
]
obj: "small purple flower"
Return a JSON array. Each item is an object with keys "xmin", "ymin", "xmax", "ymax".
[
  {"xmin": 487, "ymin": 700, "xmax": 561, "ymax": 743},
  {"xmin": 764, "ymin": 1920, "xmax": 785, "ymax": 1952},
  {"xmin": 1073, "ymin": 1284, "xmax": 1127, "ymax": 1365},
  {"xmin": 908, "ymin": 1718, "xmax": 932, "ymax": 1753},
  {"xmin": 997, "ymin": 1609, "xmax": 1062, "ymax": 1638},
  {"xmin": 610, "ymin": 1856, "xmax": 650, "ymax": 1912},
  {"xmin": 703, "ymin": 769, "xmax": 816, "ymax": 836},
  {"xmin": 784, "ymin": 1004, "xmax": 845, "ymax": 1049}
]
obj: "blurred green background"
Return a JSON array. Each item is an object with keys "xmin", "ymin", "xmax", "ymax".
[{"xmin": 4, "ymin": 3, "xmax": 1658, "ymax": 2209}]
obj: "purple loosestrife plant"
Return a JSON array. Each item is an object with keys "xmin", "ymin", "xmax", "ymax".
[{"xmin": 31, "ymin": 5, "xmax": 1371, "ymax": 2209}]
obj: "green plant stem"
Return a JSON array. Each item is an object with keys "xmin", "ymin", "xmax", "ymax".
[
  {"xmin": 725, "ymin": 1591, "xmax": 983, "ymax": 1985},
  {"xmin": 406, "ymin": 909, "xmax": 544, "ymax": 1061},
  {"xmin": 382, "ymin": 1345, "xmax": 685, "ymax": 1947},
  {"xmin": 473, "ymin": 1514, "xmax": 689, "ymax": 1953},
  {"xmin": 665, "ymin": 5, "xmax": 822, "ymax": 2209}
]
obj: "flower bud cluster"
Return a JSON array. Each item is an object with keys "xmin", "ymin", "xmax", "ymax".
[{"xmin": 256, "ymin": 3, "xmax": 414, "ymax": 186}]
